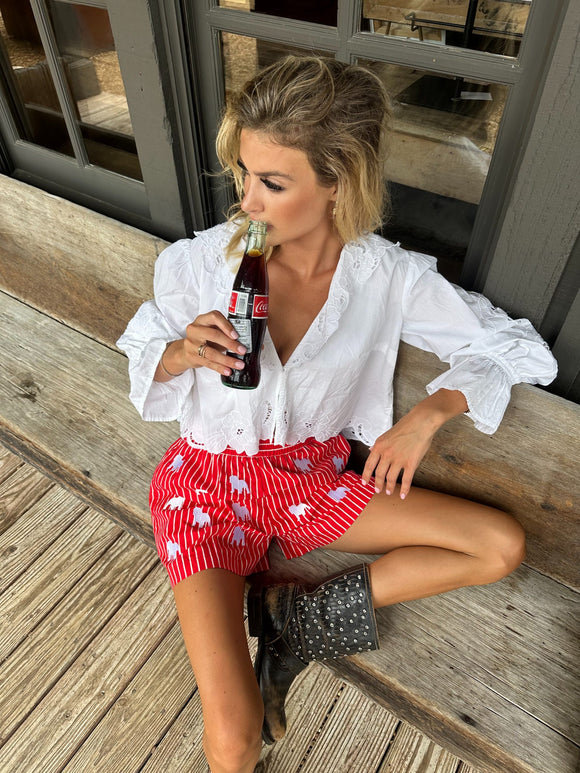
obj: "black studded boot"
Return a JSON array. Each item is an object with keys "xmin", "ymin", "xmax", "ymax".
[{"xmin": 247, "ymin": 564, "xmax": 379, "ymax": 744}]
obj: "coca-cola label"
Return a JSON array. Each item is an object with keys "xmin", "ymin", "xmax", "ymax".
[
  {"xmin": 229, "ymin": 291, "xmax": 249, "ymax": 316},
  {"xmin": 252, "ymin": 294, "xmax": 269, "ymax": 318}
]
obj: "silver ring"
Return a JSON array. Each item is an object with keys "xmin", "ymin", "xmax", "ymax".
[{"xmin": 198, "ymin": 342, "xmax": 208, "ymax": 358}]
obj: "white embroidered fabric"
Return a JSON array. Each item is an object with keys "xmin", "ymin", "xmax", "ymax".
[{"xmin": 117, "ymin": 222, "xmax": 557, "ymax": 455}]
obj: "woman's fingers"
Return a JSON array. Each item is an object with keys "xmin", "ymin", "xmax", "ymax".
[{"xmin": 183, "ymin": 311, "xmax": 247, "ymax": 375}]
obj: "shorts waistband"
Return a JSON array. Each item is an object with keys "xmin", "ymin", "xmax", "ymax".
[{"xmin": 219, "ymin": 437, "xmax": 320, "ymax": 458}]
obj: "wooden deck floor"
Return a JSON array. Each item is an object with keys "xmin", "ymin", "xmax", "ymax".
[{"xmin": 0, "ymin": 446, "xmax": 483, "ymax": 773}]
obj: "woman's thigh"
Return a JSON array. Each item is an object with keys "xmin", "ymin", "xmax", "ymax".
[
  {"xmin": 326, "ymin": 484, "xmax": 524, "ymax": 560},
  {"xmin": 172, "ymin": 568, "xmax": 263, "ymax": 734}
]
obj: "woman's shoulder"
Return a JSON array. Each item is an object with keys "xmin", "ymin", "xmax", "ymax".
[{"xmin": 344, "ymin": 232, "xmax": 438, "ymax": 282}]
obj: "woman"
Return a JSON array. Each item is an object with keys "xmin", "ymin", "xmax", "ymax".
[{"xmin": 118, "ymin": 56, "xmax": 557, "ymax": 773}]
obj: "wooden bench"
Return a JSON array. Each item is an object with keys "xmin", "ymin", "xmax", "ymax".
[{"xmin": 0, "ymin": 175, "xmax": 578, "ymax": 773}]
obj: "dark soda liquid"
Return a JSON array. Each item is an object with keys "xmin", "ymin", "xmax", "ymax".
[{"xmin": 221, "ymin": 246, "xmax": 269, "ymax": 390}]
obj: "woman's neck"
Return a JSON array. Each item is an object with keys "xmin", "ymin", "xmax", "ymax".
[{"xmin": 272, "ymin": 231, "xmax": 343, "ymax": 281}]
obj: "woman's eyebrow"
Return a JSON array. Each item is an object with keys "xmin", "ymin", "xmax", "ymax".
[{"xmin": 237, "ymin": 158, "xmax": 294, "ymax": 180}]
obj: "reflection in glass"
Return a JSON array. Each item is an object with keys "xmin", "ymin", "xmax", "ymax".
[
  {"xmin": 0, "ymin": 5, "xmax": 74, "ymax": 156},
  {"xmin": 221, "ymin": 32, "xmax": 330, "ymax": 98},
  {"xmin": 47, "ymin": 1, "xmax": 142, "ymax": 180},
  {"xmin": 219, "ymin": 0, "xmax": 338, "ymax": 26},
  {"xmin": 363, "ymin": 0, "xmax": 531, "ymax": 58},
  {"xmin": 360, "ymin": 60, "xmax": 509, "ymax": 277}
]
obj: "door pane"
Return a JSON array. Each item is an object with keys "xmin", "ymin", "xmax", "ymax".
[
  {"xmin": 218, "ymin": 0, "xmax": 338, "ymax": 26},
  {"xmin": 46, "ymin": 1, "xmax": 142, "ymax": 180},
  {"xmin": 0, "ymin": 4, "xmax": 74, "ymax": 156},
  {"xmin": 362, "ymin": 0, "xmax": 532, "ymax": 58},
  {"xmin": 221, "ymin": 31, "xmax": 331, "ymax": 98},
  {"xmin": 360, "ymin": 60, "xmax": 510, "ymax": 279}
]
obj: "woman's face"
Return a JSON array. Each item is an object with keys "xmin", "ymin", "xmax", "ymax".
[{"xmin": 239, "ymin": 129, "xmax": 338, "ymax": 251}]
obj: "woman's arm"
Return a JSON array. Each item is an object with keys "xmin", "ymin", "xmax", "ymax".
[{"xmin": 362, "ymin": 388, "xmax": 468, "ymax": 499}]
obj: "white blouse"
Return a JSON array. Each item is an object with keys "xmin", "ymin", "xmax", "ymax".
[{"xmin": 117, "ymin": 222, "xmax": 557, "ymax": 455}]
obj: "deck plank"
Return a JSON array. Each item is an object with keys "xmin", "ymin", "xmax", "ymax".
[
  {"xmin": 298, "ymin": 680, "xmax": 402, "ymax": 772},
  {"xmin": 0, "ymin": 462, "xmax": 54, "ymax": 535},
  {"xmin": 0, "ymin": 530, "xmax": 157, "ymax": 744},
  {"xmin": 0, "ymin": 510, "xmax": 122, "ymax": 660},
  {"xmin": 378, "ymin": 722, "xmax": 460, "ymax": 772},
  {"xmin": 0, "ymin": 567, "xmax": 175, "ymax": 773},
  {"xmin": 0, "ymin": 447, "xmax": 22, "ymax": 486},
  {"xmin": 63, "ymin": 624, "xmax": 196, "ymax": 772},
  {"xmin": 0, "ymin": 485, "xmax": 87, "ymax": 593}
]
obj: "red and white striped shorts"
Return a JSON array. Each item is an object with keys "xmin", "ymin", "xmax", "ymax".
[{"xmin": 149, "ymin": 435, "xmax": 374, "ymax": 586}]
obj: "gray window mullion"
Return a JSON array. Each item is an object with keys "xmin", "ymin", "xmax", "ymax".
[
  {"xmin": 336, "ymin": 0, "xmax": 362, "ymax": 62},
  {"xmin": 205, "ymin": 7, "xmax": 339, "ymax": 52},
  {"xmin": 347, "ymin": 33, "xmax": 522, "ymax": 85},
  {"xmin": 29, "ymin": 0, "xmax": 90, "ymax": 166}
]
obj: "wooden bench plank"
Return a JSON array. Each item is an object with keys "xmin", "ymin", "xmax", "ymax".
[
  {"xmin": 0, "ymin": 530, "xmax": 157, "ymax": 743},
  {"xmin": 0, "ymin": 567, "xmax": 175, "ymax": 773},
  {"xmin": 0, "ymin": 175, "xmax": 167, "ymax": 348},
  {"xmin": 0, "ymin": 485, "xmax": 87, "ymax": 593}
]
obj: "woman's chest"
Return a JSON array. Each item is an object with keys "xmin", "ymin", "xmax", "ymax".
[{"xmin": 266, "ymin": 264, "xmax": 335, "ymax": 366}]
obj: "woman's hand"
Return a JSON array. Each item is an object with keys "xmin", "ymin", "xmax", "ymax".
[
  {"xmin": 154, "ymin": 311, "xmax": 247, "ymax": 382},
  {"xmin": 362, "ymin": 412, "xmax": 436, "ymax": 500},
  {"xmin": 362, "ymin": 389, "xmax": 468, "ymax": 499}
]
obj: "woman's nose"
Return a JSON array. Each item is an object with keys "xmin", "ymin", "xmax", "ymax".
[{"xmin": 241, "ymin": 177, "xmax": 263, "ymax": 216}]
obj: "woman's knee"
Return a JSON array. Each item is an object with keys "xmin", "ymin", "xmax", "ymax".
[
  {"xmin": 204, "ymin": 708, "xmax": 263, "ymax": 771},
  {"xmin": 481, "ymin": 510, "xmax": 526, "ymax": 582}
]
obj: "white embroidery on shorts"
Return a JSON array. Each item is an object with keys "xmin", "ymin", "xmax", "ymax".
[
  {"xmin": 232, "ymin": 503, "xmax": 251, "ymax": 522},
  {"xmin": 328, "ymin": 486, "xmax": 349, "ymax": 502},
  {"xmin": 231, "ymin": 525, "xmax": 245, "ymax": 547},
  {"xmin": 192, "ymin": 507, "xmax": 211, "ymax": 528},
  {"xmin": 332, "ymin": 456, "xmax": 345, "ymax": 474},
  {"xmin": 229, "ymin": 475, "xmax": 250, "ymax": 495},
  {"xmin": 294, "ymin": 457, "xmax": 313, "ymax": 473},
  {"xmin": 289, "ymin": 503, "xmax": 310, "ymax": 521},
  {"xmin": 167, "ymin": 540, "xmax": 181, "ymax": 562},
  {"xmin": 170, "ymin": 454, "xmax": 184, "ymax": 472},
  {"xmin": 164, "ymin": 495, "xmax": 185, "ymax": 511}
]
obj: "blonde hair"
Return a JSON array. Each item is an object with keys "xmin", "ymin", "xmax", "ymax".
[{"xmin": 216, "ymin": 56, "xmax": 392, "ymax": 257}]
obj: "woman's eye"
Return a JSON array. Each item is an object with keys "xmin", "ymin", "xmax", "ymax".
[{"xmin": 261, "ymin": 178, "xmax": 284, "ymax": 192}]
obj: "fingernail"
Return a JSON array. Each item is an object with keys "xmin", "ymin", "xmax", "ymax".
[
  {"xmin": 375, "ymin": 486, "xmax": 380, "ymax": 493},
  {"xmin": 234, "ymin": 361, "xmax": 245, "ymax": 370},
  {"xmin": 237, "ymin": 345, "xmax": 247, "ymax": 354},
  {"xmin": 230, "ymin": 330, "xmax": 239, "ymax": 339},
  {"xmin": 400, "ymin": 492, "xmax": 406, "ymax": 500},
  {"xmin": 223, "ymin": 368, "xmax": 231, "ymax": 376},
  {"xmin": 385, "ymin": 489, "xmax": 391, "ymax": 496}
]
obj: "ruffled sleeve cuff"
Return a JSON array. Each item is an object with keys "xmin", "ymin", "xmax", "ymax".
[
  {"xmin": 127, "ymin": 337, "xmax": 195, "ymax": 422},
  {"xmin": 116, "ymin": 301, "xmax": 195, "ymax": 422},
  {"xmin": 426, "ymin": 356, "xmax": 515, "ymax": 434}
]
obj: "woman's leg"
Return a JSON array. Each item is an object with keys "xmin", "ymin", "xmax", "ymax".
[
  {"xmin": 326, "ymin": 485, "xmax": 526, "ymax": 607},
  {"xmin": 173, "ymin": 568, "xmax": 263, "ymax": 773}
]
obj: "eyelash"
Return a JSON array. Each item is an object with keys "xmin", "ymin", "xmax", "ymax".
[
  {"xmin": 239, "ymin": 164, "xmax": 284, "ymax": 193},
  {"xmin": 261, "ymin": 178, "xmax": 284, "ymax": 192}
]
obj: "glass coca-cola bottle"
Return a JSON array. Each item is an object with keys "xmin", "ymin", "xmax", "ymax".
[{"xmin": 221, "ymin": 220, "xmax": 269, "ymax": 389}]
